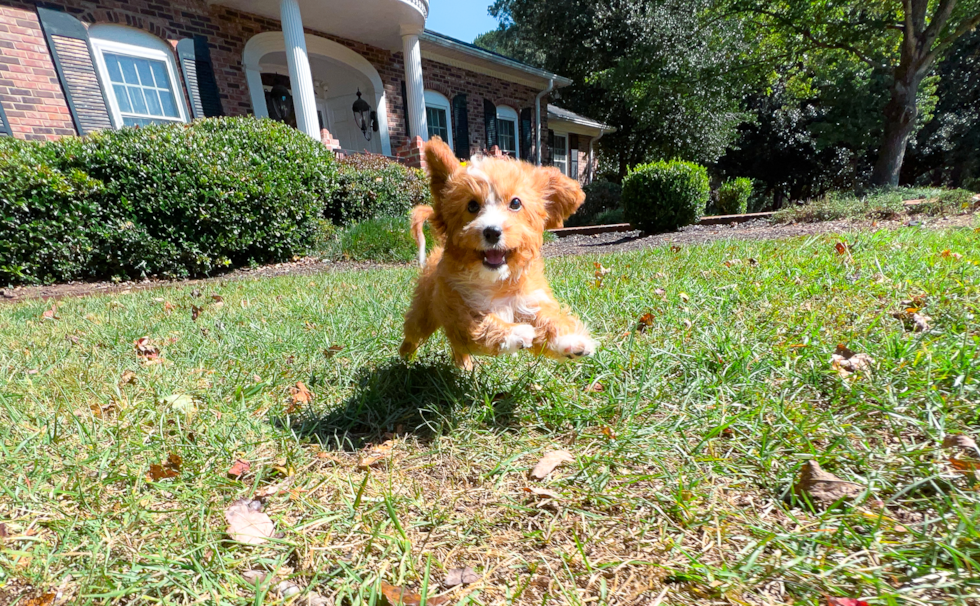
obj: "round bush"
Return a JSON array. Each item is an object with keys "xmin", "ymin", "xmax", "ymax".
[
  {"xmin": 622, "ymin": 160, "xmax": 709, "ymax": 232},
  {"xmin": 565, "ymin": 180, "xmax": 622, "ymax": 227},
  {"xmin": 328, "ymin": 154, "xmax": 430, "ymax": 225},
  {"xmin": 716, "ymin": 177, "xmax": 753, "ymax": 215},
  {"xmin": 338, "ymin": 216, "xmax": 432, "ymax": 263},
  {"xmin": 1, "ymin": 117, "xmax": 339, "ymax": 285}
]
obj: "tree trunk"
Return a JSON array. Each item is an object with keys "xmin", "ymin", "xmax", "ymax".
[{"xmin": 871, "ymin": 72, "xmax": 923, "ymax": 187}]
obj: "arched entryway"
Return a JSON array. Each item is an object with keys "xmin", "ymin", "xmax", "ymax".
[{"xmin": 243, "ymin": 31, "xmax": 392, "ymax": 155}]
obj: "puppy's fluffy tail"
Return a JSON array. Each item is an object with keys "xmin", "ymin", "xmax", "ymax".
[{"xmin": 410, "ymin": 205, "xmax": 434, "ymax": 267}]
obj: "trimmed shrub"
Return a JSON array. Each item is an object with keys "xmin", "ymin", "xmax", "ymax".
[
  {"xmin": 338, "ymin": 216, "xmax": 432, "ymax": 263},
  {"xmin": 565, "ymin": 181, "xmax": 622, "ymax": 227},
  {"xmin": 328, "ymin": 154, "xmax": 429, "ymax": 225},
  {"xmin": 622, "ymin": 160, "xmax": 709, "ymax": 232},
  {"xmin": 1, "ymin": 118, "xmax": 339, "ymax": 285},
  {"xmin": 716, "ymin": 178, "xmax": 753, "ymax": 215}
]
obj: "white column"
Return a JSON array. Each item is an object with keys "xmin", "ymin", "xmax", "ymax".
[
  {"xmin": 400, "ymin": 24, "xmax": 428, "ymax": 141},
  {"xmin": 280, "ymin": 0, "xmax": 319, "ymax": 139},
  {"xmin": 245, "ymin": 68, "xmax": 269, "ymax": 119}
]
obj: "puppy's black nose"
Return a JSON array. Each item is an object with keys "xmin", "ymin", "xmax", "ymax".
[{"xmin": 483, "ymin": 226, "xmax": 502, "ymax": 244}]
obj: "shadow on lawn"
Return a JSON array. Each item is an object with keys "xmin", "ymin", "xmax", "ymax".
[{"xmin": 285, "ymin": 356, "xmax": 521, "ymax": 450}]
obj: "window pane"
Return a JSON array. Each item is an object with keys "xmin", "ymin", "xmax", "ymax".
[
  {"xmin": 134, "ymin": 58, "xmax": 154, "ymax": 87},
  {"xmin": 426, "ymin": 107, "xmax": 448, "ymax": 141},
  {"xmin": 144, "ymin": 88, "xmax": 163, "ymax": 116},
  {"xmin": 498, "ymin": 119, "xmax": 516, "ymax": 153},
  {"xmin": 106, "ymin": 55, "xmax": 123, "ymax": 83},
  {"xmin": 113, "ymin": 84, "xmax": 132, "ymax": 113},
  {"xmin": 150, "ymin": 62, "xmax": 169, "ymax": 89},
  {"xmin": 159, "ymin": 89, "xmax": 178, "ymax": 117},
  {"xmin": 118, "ymin": 56, "xmax": 140, "ymax": 85},
  {"xmin": 128, "ymin": 86, "xmax": 148, "ymax": 114}
]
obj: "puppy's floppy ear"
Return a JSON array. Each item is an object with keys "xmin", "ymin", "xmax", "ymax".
[
  {"xmin": 539, "ymin": 166, "xmax": 586, "ymax": 229},
  {"xmin": 424, "ymin": 136, "xmax": 460, "ymax": 199}
]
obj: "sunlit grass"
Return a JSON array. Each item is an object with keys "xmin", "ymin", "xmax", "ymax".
[{"xmin": 1, "ymin": 225, "xmax": 979, "ymax": 605}]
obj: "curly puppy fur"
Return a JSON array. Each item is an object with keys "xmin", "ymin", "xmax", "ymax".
[{"xmin": 399, "ymin": 137, "xmax": 597, "ymax": 370}]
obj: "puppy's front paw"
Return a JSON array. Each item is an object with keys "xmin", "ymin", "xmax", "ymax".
[
  {"xmin": 500, "ymin": 324, "xmax": 536, "ymax": 354},
  {"xmin": 552, "ymin": 334, "xmax": 597, "ymax": 360}
]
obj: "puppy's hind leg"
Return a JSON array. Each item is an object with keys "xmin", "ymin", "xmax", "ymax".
[{"xmin": 400, "ymin": 284, "xmax": 438, "ymax": 360}]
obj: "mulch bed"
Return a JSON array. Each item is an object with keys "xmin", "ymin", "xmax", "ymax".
[{"xmin": 2, "ymin": 212, "xmax": 975, "ymax": 304}]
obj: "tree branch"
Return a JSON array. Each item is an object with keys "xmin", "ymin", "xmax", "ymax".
[
  {"xmin": 921, "ymin": 0, "xmax": 956, "ymax": 49},
  {"xmin": 918, "ymin": 11, "xmax": 980, "ymax": 75}
]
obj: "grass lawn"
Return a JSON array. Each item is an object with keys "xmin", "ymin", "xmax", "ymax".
[{"xmin": 2, "ymin": 225, "xmax": 979, "ymax": 605}]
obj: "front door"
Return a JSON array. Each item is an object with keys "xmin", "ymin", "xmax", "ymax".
[{"xmin": 327, "ymin": 95, "xmax": 379, "ymax": 153}]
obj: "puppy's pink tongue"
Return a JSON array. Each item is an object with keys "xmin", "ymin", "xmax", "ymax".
[{"xmin": 484, "ymin": 250, "xmax": 506, "ymax": 265}]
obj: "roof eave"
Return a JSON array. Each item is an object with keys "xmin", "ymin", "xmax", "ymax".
[{"xmin": 420, "ymin": 31, "xmax": 572, "ymax": 88}]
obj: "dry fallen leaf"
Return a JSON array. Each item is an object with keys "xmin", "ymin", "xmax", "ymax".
[
  {"xmin": 357, "ymin": 440, "xmax": 396, "ymax": 470},
  {"xmin": 41, "ymin": 304, "xmax": 59, "ymax": 321},
  {"xmin": 943, "ymin": 434, "xmax": 978, "ymax": 451},
  {"xmin": 530, "ymin": 450, "xmax": 574, "ymax": 480},
  {"xmin": 148, "ymin": 452, "xmax": 182, "ymax": 482},
  {"xmin": 191, "ymin": 305, "xmax": 204, "ymax": 322},
  {"xmin": 949, "ymin": 457, "xmax": 980, "ymax": 479},
  {"xmin": 23, "ymin": 593, "xmax": 56, "ymax": 606},
  {"xmin": 830, "ymin": 345, "xmax": 875, "ymax": 377},
  {"xmin": 225, "ymin": 499, "xmax": 274, "ymax": 545},
  {"xmin": 444, "ymin": 566, "xmax": 480, "ymax": 587},
  {"xmin": 134, "ymin": 337, "xmax": 161, "ymax": 362},
  {"xmin": 600, "ymin": 426, "xmax": 617, "ymax": 440},
  {"xmin": 119, "ymin": 370, "xmax": 137, "ymax": 386},
  {"xmin": 323, "ymin": 345, "xmax": 344, "ymax": 358},
  {"xmin": 585, "ymin": 380, "xmax": 604, "ymax": 392},
  {"xmin": 380, "ymin": 581, "xmax": 448, "ymax": 606},
  {"xmin": 892, "ymin": 310, "xmax": 931, "ymax": 332},
  {"xmin": 940, "ymin": 249, "xmax": 963, "ymax": 260},
  {"xmin": 827, "ymin": 598, "xmax": 869, "ymax": 606},
  {"xmin": 163, "ymin": 301, "xmax": 176, "ymax": 314},
  {"xmin": 228, "ymin": 459, "xmax": 251, "ymax": 479},
  {"xmin": 636, "ymin": 312, "xmax": 655, "ymax": 332},
  {"xmin": 670, "ymin": 245, "xmax": 681, "ymax": 253},
  {"xmin": 834, "ymin": 241, "xmax": 849, "ymax": 256},
  {"xmin": 523, "ymin": 486, "xmax": 561, "ymax": 500},
  {"xmin": 794, "ymin": 460, "xmax": 863, "ymax": 506},
  {"xmin": 287, "ymin": 382, "xmax": 313, "ymax": 413}
]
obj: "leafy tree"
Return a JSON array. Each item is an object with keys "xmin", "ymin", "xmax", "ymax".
[
  {"xmin": 729, "ymin": 0, "xmax": 980, "ymax": 187},
  {"xmin": 479, "ymin": 0, "xmax": 755, "ymax": 176}
]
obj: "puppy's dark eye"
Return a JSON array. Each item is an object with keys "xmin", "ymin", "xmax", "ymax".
[
  {"xmin": 467, "ymin": 200, "xmax": 480, "ymax": 213},
  {"xmin": 509, "ymin": 197, "xmax": 522, "ymax": 210}
]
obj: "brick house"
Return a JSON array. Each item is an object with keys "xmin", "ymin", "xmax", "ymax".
[{"xmin": 0, "ymin": 0, "xmax": 611, "ymax": 182}]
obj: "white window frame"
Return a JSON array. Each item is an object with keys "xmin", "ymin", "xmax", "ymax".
[
  {"xmin": 423, "ymin": 90, "xmax": 452, "ymax": 148},
  {"xmin": 89, "ymin": 25, "xmax": 190, "ymax": 129},
  {"xmin": 552, "ymin": 131, "xmax": 569, "ymax": 176},
  {"xmin": 496, "ymin": 105, "xmax": 519, "ymax": 157}
]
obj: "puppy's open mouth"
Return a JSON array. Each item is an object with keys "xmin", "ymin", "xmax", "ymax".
[{"xmin": 482, "ymin": 249, "xmax": 508, "ymax": 270}]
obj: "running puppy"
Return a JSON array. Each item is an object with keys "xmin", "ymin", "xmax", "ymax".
[{"xmin": 399, "ymin": 137, "xmax": 597, "ymax": 370}]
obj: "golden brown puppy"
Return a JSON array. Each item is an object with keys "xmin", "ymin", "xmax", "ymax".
[{"xmin": 399, "ymin": 137, "xmax": 596, "ymax": 370}]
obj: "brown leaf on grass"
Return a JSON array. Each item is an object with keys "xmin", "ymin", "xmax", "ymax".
[
  {"xmin": 670, "ymin": 245, "xmax": 681, "ymax": 253},
  {"xmin": 444, "ymin": 566, "xmax": 480, "ymax": 587},
  {"xmin": 147, "ymin": 452, "xmax": 182, "ymax": 481},
  {"xmin": 89, "ymin": 400, "xmax": 119, "ymax": 418},
  {"xmin": 636, "ymin": 313, "xmax": 655, "ymax": 332},
  {"xmin": 793, "ymin": 460, "xmax": 863, "ymax": 506},
  {"xmin": 826, "ymin": 598, "xmax": 869, "ymax": 606},
  {"xmin": 942, "ymin": 434, "xmax": 978, "ymax": 451},
  {"xmin": 523, "ymin": 486, "xmax": 561, "ymax": 500},
  {"xmin": 65, "ymin": 334, "xmax": 80, "ymax": 345},
  {"xmin": 211, "ymin": 295, "xmax": 223, "ymax": 302},
  {"xmin": 228, "ymin": 459, "xmax": 251, "ymax": 479},
  {"xmin": 830, "ymin": 345, "xmax": 875, "ymax": 377},
  {"xmin": 0, "ymin": 523, "xmax": 7, "ymax": 539},
  {"xmin": 357, "ymin": 440, "xmax": 395, "ymax": 470},
  {"xmin": 286, "ymin": 382, "xmax": 313, "ymax": 413},
  {"xmin": 834, "ymin": 241, "xmax": 849, "ymax": 255},
  {"xmin": 584, "ymin": 380, "xmax": 604, "ymax": 392},
  {"xmin": 225, "ymin": 499, "xmax": 274, "ymax": 545},
  {"xmin": 323, "ymin": 345, "xmax": 344, "ymax": 358},
  {"xmin": 601, "ymin": 426, "xmax": 617, "ymax": 440},
  {"xmin": 191, "ymin": 305, "xmax": 204, "ymax": 322},
  {"xmin": 163, "ymin": 301, "xmax": 176, "ymax": 314},
  {"xmin": 380, "ymin": 581, "xmax": 448, "ymax": 606},
  {"xmin": 949, "ymin": 457, "xmax": 980, "ymax": 479},
  {"xmin": 41, "ymin": 304, "xmax": 58, "ymax": 321},
  {"xmin": 530, "ymin": 450, "xmax": 574, "ymax": 480},
  {"xmin": 653, "ymin": 288, "xmax": 666, "ymax": 296},
  {"xmin": 134, "ymin": 337, "xmax": 161, "ymax": 363},
  {"xmin": 119, "ymin": 370, "xmax": 137, "ymax": 386},
  {"xmin": 23, "ymin": 593, "xmax": 56, "ymax": 606},
  {"xmin": 940, "ymin": 249, "xmax": 963, "ymax": 260},
  {"xmin": 892, "ymin": 310, "xmax": 931, "ymax": 332}
]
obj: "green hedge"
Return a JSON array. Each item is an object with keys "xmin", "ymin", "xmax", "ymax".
[
  {"xmin": 622, "ymin": 160, "xmax": 709, "ymax": 232},
  {"xmin": 716, "ymin": 177, "xmax": 753, "ymax": 215},
  {"xmin": 328, "ymin": 153, "xmax": 429, "ymax": 225},
  {"xmin": 1, "ymin": 118, "xmax": 339, "ymax": 285}
]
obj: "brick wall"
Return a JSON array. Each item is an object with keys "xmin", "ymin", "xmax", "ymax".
[
  {"xmin": 0, "ymin": 0, "xmax": 553, "ymax": 158},
  {"xmin": 0, "ymin": 5, "xmax": 75, "ymax": 140}
]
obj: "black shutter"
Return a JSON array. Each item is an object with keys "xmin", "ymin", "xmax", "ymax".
[
  {"xmin": 451, "ymin": 93, "xmax": 469, "ymax": 159},
  {"xmin": 177, "ymin": 36, "xmax": 224, "ymax": 119},
  {"xmin": 0, "ymin": 99, "xmax": 10, "ymax": 137},
  {"xmin": 483, "ymin": 98, "xmax": 497, "ymax": 149},
  {"xmin": 569, "ymin": 134, "xmax": 579, "ymax": 180},
  {"xmin": 36, "ymin": 7, "xmax": 112, "ymax": 135},
  {"xmin": 401, "ymin": 80, "xmax": 411, "ymax": 139},
  {"xmin": 547, "ymin": 129, "xmax": 555, "ymax": 166},
  {"xmin": 519, "ymin": 107, "xmax": 532, "ymax": 161}
]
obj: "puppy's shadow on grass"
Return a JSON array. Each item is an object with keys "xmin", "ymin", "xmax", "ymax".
[{"xmin": 287, "ymin": 356, "xmax": 520, "ymax": 451}]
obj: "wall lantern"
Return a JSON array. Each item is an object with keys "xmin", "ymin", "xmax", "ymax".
[{"xmin": 351, "ymin": 89, "xmax": 378, "ymax": 141}]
